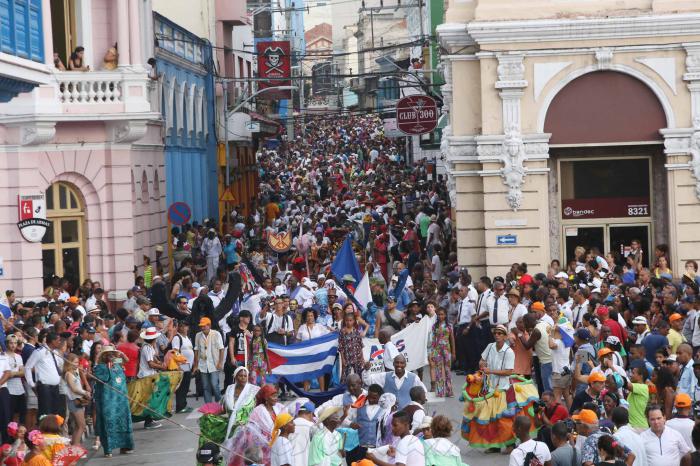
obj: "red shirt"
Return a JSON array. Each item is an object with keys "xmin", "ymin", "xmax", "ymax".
[
  {"xmin": 117, "ymin": 342, "xmax": 139, "ymax": 377},
  {"xmin": 546, "ymin": 403, "xmax": 569, "ymax": 424},
  {"xmin": 601, "ymin": 318, "xmax": 627, "ymax": 343}
]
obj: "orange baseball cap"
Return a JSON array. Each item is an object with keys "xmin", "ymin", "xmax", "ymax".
[
  {"xmin": 669, "ymin": 313, "xmax": 683, "ymax": 322},
  {"xmin": 68, "ymin": 296, "xmax": 79, "ymax": 304},
  {"xmin": 597, "ymin": 347, "xmax": 613, "ymax": 358},
  {"xmin": 675, "ymin": 393, "xmax": 692, "ymax": 408},
  {"xmin": 531, "ymin": 302, "xmax": 545, "ymax": 312},
  {"xmin": 199, "ymin": 317, "xmax": 212, "ymax": 327},
  {"xmin": 572, "ymin": 409, "xmax": 598, "ymax": 424},
  {"xmin": 588, "ymin": 372, "xmax": 606, "ymax": 383}
]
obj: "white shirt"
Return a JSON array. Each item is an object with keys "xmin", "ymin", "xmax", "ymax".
[
  {"xmin": 508, "ymin": 303, "xmax": 528, "ymax": 330},
  {"xmin": 25, "ymin": 346, "xmax": 61, "ymax": 387},
  {"xmin": 407, "ymin": 401, "xmax": 425, "ymax": 432},
  {"xmin": 559, "ymin": 299, "xmax": 574, "ymax": 322},
  {"xmin": 6, "ymin": 353, "xmax": 24, "ymax": 396},
  {"xmin": 290, "ymin": 417, "xmax": 314, "ymax": 466},
  {"xmin": 194, "ymin": 330, "xmax": 224, "ymax": 373},
  {"xmin": 81, "ymin": 338, "xmax": 93, "ymax": 356},
  {"xmin": 296, "ymin": 324, "xmax": 329, "ymax": 342},
  {"xmin": 615, "ymin": 425, "xmax": 649, "ymax": 466},
  {"xmin": 0, "ymin": 355, "xmax": 10, "ymax": 389},
  {"xmin": 640, "ymin": 426, "xmax": 690, "ymax": 466},
  {"xmin": 551, "ymin": 338, "xmax": 571, "ymax": 374},
  {"xmin": 457, "ymin": 297, "xmax": 475, "ymax": 325},
  {"xmin": 571, "ymin": 300, "xmax": 589, "ymax": 327},
  {"xmin": 475, "ymin": 289, "xmax": 493, "ymax": 322},
  {"xmin": 509, "ymin": 439, "xmax": 551, "ymax": 466},
  {"xmin": 207, "ymin": 290, "xmax": 223, "ymax": 308},
  {"xmin": 490, "ymin": 295, "xmax": 510, "ymax": 326},
  {"xmin": 171, "ymin": 333, "xmax": 195, "ymax": 371},
  {"xmin": 314, "ymin": 389, "xmax": 368, "ymax": 426},
  {"xmin": 138, "ymin": 343, "xmax": 158, "ymax": 378},
  {"xmin": 383, "ymin": 341, "xmax": 400, "ymax": 371},
  {"xmin": 481, "ymin": 342, "xmax": 515, "ymax": 390},
  {"xmin": 362, "ymin": 370, "xmax": 427, "ymax": 394},
  {"xmin": 395, "ymin": 434, "xmax": 425, "ymax": 466},
  {"xmin": 271, "ymin": 436, "xmax": 293, "ymax": 466},
  {"xmin": 666, "ymin": 418, "xmax": 695, "ymax": 452},
  {"xmin": 294, "ymin": 287, "xmax": 316, "ymax": 308},
  {"xmin": 430, "ymin": 255, "xmax": 441, "ymax": 281}
]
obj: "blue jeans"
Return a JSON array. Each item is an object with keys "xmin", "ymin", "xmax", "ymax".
[
  {"xmin": 200, "ymin": 371, "xmax": 221, "ymax": 403},
  {"xmin": 540, "ymin": 362, "xmax": 553, "ymax": 392}
]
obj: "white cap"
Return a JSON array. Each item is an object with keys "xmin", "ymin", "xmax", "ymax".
[
  {"xmin": 632, "ymin": 316, "xmax": 648, "ymax": 325},
  {"xmin": 147, "ymin": 308, "xmax": 161, "ymax": 316},
  {"xmin": 554, "ymin": 271, "xmax": 569, "ymax": 279}
]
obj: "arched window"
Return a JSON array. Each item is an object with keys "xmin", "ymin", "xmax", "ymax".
[
  {"xmin": 42, "ymin": 182, "xmax": 86, "ymax": 289},
  {"xmin": 153, "ymin": 169, "xmax": 160, "ymax": 198},
  {"xmin": 141, "ymin": 171, "xmax": 149, "ymax": 203}
]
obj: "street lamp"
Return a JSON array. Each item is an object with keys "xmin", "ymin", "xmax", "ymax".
[{"xmin": 223, "ymin": 85, "xmax": 297, "ymax": 187}]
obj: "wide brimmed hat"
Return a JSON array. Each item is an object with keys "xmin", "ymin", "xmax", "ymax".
[
  {"xmin": 140, "ymin": 327, "xmax": 161, "ymax": 340},
  {"xmin": 97, "ymin": 345, "xmax": 126, "ymax": 361}
]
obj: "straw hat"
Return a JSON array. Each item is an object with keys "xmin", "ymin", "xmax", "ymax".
[{"xmin": 97, "ymin": 345, "xmax": 126, "ymax": 362}]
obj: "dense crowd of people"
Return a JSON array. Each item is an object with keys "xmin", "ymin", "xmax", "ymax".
[{"xmin": 4, "ymin": 115, "xmax": 700, "ymax": 466}]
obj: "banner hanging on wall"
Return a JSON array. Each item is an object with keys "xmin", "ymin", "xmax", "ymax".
[{"xmin": 256, "ymin": 40, "xmax": 291, "ymax": 99}]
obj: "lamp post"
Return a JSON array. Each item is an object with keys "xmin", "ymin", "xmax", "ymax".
[{"xmin": 222, "ymin": 85, "xmax": 297, "ymax": 187}]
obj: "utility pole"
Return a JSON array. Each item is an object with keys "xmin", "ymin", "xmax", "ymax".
[{"xmin": 285, "ymin": 0, "xmax": 295, "ymax": 139}]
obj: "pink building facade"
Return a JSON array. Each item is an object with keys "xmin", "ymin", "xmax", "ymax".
[{"xmin": 0, "ymin": 0, "xmax": 166, "ymax": 297}]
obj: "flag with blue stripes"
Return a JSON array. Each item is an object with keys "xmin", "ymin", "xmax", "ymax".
[{"xmin": 266, "ymin": 332, "xmax": 339, "ymax": 383}]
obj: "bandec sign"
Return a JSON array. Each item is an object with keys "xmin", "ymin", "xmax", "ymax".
[
  {"xmin": 396, "ymin": 95, "xmax": 438, "ymax": 135},
  {"xmin": 562, "ymin": 197, "xmax": 650, "ymax": 219}
]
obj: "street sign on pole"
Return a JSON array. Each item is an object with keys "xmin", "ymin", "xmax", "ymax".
[
  {"xmin": 168, "ymin": 202, "xmax": 191, "ymax": 226},
  {"xmin": 395, "ymin": 95, "xmax": 438, "ymax": 136}
]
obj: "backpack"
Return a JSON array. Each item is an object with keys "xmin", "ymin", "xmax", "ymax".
[
  {"xmin": 522, "ymin": 451, "xmax": 543, "ymax": 466},
  {"xmin": 166, "ymin": 334, "xmax": 183, "ymax": 353},
  {"xmin": 519, "ymin": 443, "xmax": 545, "ymax": 466}
]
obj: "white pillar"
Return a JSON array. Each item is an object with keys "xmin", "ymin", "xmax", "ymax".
[
  {"xmin": 117, "ymin": 0, "xmax": 131, "ymax": 65},
  {"xmin": 41, "ymin": 0, "xmax": 54, "ymax": 66},
  {"xmin": 128, "ymin": 0, "xmax": 142, "ymax": 65},
  {"xmin": 76, "ymin": 0, "xmax": 94, "ymax": 68}
]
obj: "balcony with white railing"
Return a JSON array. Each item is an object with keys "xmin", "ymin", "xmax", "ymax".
[
  {"xmin": 0, "ymin": 68, "xmax": 156, "ymax": 117},
  {"xmin": 54, "ymin": 70, "xmax": 152, "ymax": 114}
]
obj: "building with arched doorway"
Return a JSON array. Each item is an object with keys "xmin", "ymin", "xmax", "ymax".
[{"xmin": 437, "ymin": 1, "xmax": 700, "ymax": 277}]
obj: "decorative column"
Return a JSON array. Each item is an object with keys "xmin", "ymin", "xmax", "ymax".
[
  {"xmin": 495, "ymin": 53, "xmax": 528, "ymax": 210},
  {"xmin": 683, "ymin": 43, "xmax": 700, "ymax": 198},
  {"xmin": 128, "ymin": 0, "xmax": 142, "ymax": 65},
  {"xmin": 117, "ymin": 0, "xmax": 131, "ymax": 65}
]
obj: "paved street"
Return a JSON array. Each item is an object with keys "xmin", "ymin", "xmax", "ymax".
[{"xmin": 82, "ymin": 372, "xmax": 501, "ymax": 465}]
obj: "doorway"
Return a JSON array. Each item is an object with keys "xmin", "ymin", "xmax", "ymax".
[
  {"xmin": 51, "ymin": 0, "xmax": 78, "ymax": 65},
  {"xmin": 563, "ymin": 223, "xmax": 650, "ymax": 269},
  {"xmin": 42, "ymin": 182, "xmax": 86, "ymax": 289}
]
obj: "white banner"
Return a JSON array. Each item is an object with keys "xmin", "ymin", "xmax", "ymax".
[{"xmin": 362, "ymin": 317, "xmax": 431, "ymax": 374}]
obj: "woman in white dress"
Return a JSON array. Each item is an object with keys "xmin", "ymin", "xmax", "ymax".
[
  {"xmin": 222, "ymin": 367, "xmax": 260, "ymax": 439},
  {"xmin": 226, "ymin": 384, "xmax": 285, "ymax": 466},
  {"xmin": 296, "ymin": 308, "xmax": 329, "ymax": 391}
]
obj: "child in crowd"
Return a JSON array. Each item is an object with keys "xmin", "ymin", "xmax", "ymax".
[{"xmin": 248, "ymin": 325, "xmax": 269, "ymax": 385}]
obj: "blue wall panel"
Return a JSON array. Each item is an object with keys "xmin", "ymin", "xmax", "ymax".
[{"xmin": 156, "ymin": 13, "xmax": 217, "ymax": 226}]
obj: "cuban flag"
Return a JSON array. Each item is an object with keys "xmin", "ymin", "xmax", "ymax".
[
  {"xmin": 557, "ymin": 316, "xmax": 576, "ymax": 348},
  {"xmin": 0, "ymin": 303, "xmax": 10, "ymax": 319},
  {"xmin": 266, "ymin": 332, "xmax": 339, "ymax": 384}
]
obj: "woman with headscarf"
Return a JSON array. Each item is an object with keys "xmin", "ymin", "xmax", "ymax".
[
  {"xmin": 226, "ymin": 384, "xmax": 285, "ymax": 466},
  {"xmin": 270, "ymin": 412, "xmax": 295, "ymax": 466},
  {"xmin": 93, "ymin": 345, "xmax": 134, "ymax": 458},
  {"xmin": 222, "ymin": 367, "xmax": 260, "ymax": 439}
]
